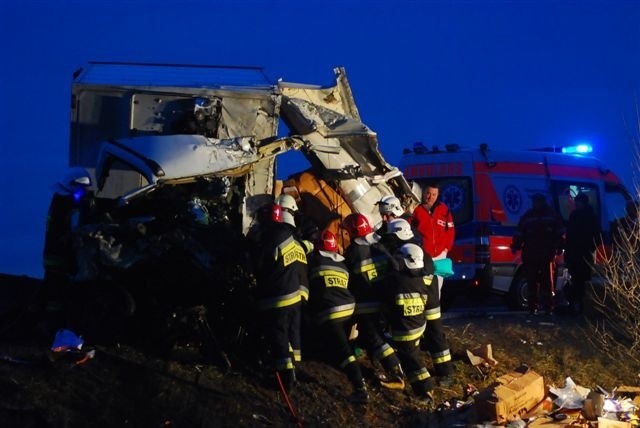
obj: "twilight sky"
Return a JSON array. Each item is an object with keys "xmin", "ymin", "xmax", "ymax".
[{"xmin": 1, "ymin": 0, "xmax": 639, "ymax": 278}]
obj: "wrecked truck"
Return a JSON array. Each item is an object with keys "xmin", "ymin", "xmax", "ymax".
[{"xmin": 64, "ymin": 62, "xmax": 417, "ymax": 358}]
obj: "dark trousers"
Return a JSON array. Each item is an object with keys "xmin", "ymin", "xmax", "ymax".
[
  {"xmin": 319, "ymin": 320, "xmax": 363, "ymax": 387},
  {"xmin": 393, "ymin": 339, "xmax": 434, "ymax": 395},
  {"xmin": 261, "ymin": 303, "xmax": 301, "ymax": 386},
  {"xmin": 567, "ymin": 262, "xmax": 591, "ymax": 309},
  {"xmin": 422, "ymin": 317, "xmax": 453, "ymax": 376},
  {"xmin": 355, "ymin": 313, "xmax": 401, "ymax": 372},
  {"xmin": 524, "ymin": 258, "xmax": 555, "ymax": 312}
]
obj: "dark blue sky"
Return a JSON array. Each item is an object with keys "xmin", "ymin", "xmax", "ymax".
[{"xmin": 1, "ymin": 0, "xmax": 639, "ymax": 278}]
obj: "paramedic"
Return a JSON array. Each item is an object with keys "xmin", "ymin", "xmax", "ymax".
[
  {"xmin": 410, "ymin": 182, "xmax": 455, "ymax": 296},
  {"xmin": 511, "ymin": 193, "xmax": 565, "ymax": 315}
]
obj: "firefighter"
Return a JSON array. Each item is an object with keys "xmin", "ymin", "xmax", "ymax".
[
  {"xmin": 276, "ymin": 193, "xmax": 319, "ymax": 246},
  {"xmin": 410, "ymin": 181, "xmax": 455, "ymax": 296},
  {"xmin": 383, "ymin": 218, "xmax": 453, "ymax": 385},
  {"xmin": 342, "ymin": 213, "xmax": 404, "ymax": 386},
  {"xmin": 380, "ymin": 243, "xmax": 435, "ymax": 403},
  {"xmin": 564, "ymin": 193, "xmax": 600, "ymax": 315},
  {"xmin": 511, "ymin": 193, "xmax": 565, "ymax": 315},
  {"xmin": 375, "ymin": 195, "xmax": 405, "ymax": 236},
  {"xmin": 253, "ymin": 203, "xmax": 308, "ymax": 391},
  {"xmin": 275, "ymin": 194, "xmax": 313, "ymax": 301},
  {"xmin": 41, "ymin": 167, "xmax": 93, "ymax": 327},
  {"xmin": 308, "ymin": 230, "xmax": 369, "ymax": 403}
]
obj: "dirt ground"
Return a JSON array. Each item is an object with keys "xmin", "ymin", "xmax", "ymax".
[{"xmin": 1, "ymin": 276, "xmax": 638, "ymax": 428}]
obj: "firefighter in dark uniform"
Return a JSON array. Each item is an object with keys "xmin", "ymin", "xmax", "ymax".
[
  {"xmin": 383, "ymin": 219, "xmax": 453, "ymax": 384},
  {"xmin": 41, "ymin": 167, "xmax": 93, "ymax": 326},
  {"xmin": 308, "ymin": 230, "xmax": 369, "ymax": 403},
  {"xmin": 381, "ymin": 243, "xmax": 435, "ymax": 403},
  {"xmin": 254, "ymin": 203, "xmax": 308, "ymax": 391},
  {"xmin": 511, "ymin": 193, "xmax": 565, "ymax": 315},
  {"xmin": 342, "ymin": 213, "xmax": 404, "ymax": 386}
]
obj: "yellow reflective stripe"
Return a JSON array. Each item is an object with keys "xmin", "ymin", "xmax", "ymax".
[
  {"xmin": 340, "ymin": 355, "xmax": 357, "ymax": 368},
  {"xmin": 372, "ymin": 343, "xmax": 395, "ymax": 360},
  {"xmin": 392, "ymin": 324, "xmax": 426, "ymax": 342},
  {"xmin": 316, "ymin": 303, "xmax": 355, "ymax": 324},
  {"xmin": 292, "ymin": 350, "xmax": 302, "ymax": 362},
  {"xmin": 258, "ymin": 291, "xmax": 301, "ymax": 310},
  {"xmin": 432, "ymin": 350, "xmax": 452, "ymax": 364},
  {"xmin": 425, "ymin": 307, "xmax": 441, "ymax": 321},
  {"xmin": 299, "ymin": 286, "xmax": 309, "ymax": 301},
  {"xmin": 422, "ymin": 275, "xmax": 434, "ymax": 286},
  {"xmin": 275, "ymin": 357, "xmax": 294, "ymax": 370},
  {"xmin": 354, "ymin": 302, "xmax": 381, "ymax": 314},
  {"xmin": 301, "ymin": 240, "xmax": 314, "ymax": 254},
  {"xmin": 407, "ymin": 367, "xmax": 431, "ymax": 383}
]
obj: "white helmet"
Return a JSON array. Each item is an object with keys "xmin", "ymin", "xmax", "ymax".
[
  {"xmin": 387, "ymin": 218, "xmax": 414, "ymax": 241},
  {"xmin": 276, "ymin": 194, "xmax": 298, "ymax": 212},
  {"xmin": 53, "ymin": 167, "xmax": 91, "ymax": 196},
  {"xmin": 282, "ymin": 211, "xmax": 296, "ymax": 227},
  {"xmin": 378, "ymin": 195, "xmax": 404, "ymax": 217},
  {"xmin": 400, "ymin": 243, "xmax": 424, "ymax": 270}
]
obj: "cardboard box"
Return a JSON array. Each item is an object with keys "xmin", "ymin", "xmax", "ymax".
[{"xmin": 475, "ymin": 368, "xmax": 546, "ymax": 423}]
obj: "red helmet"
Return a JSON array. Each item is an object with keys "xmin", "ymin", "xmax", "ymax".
[
  {"xmin": 342, "ymin": 213, "xmax": 372, "ymax": 238},
  {"xmin": 256, "ymin": 203, "xmax": 282, "ymax": 224},
  {"xmin": 317, "ymin": 230, "xmax": 338, "ymax": 252}
]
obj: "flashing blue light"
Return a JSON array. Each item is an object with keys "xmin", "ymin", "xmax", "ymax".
[
  {"xmin": 561, "ymin": 144, "xmax": 593, "ymax": 154},
  {"xmin": 73, "ymin": 187, "xmax": 86, "ymax": 203}
]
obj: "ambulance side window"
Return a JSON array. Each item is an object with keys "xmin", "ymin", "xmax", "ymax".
[
  {"xmin": 604, "ymin": 183, "xmax": 631, "ymax": 230},
  {"xmin": 551, "ymin": 181, "xmax": 600, "ymax": 222}
]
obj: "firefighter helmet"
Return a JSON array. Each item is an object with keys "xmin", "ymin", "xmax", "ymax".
[
  {"xmin": 276, "ymin": 194, "xmax": 298, "ymax": 212},
  {"xmin": 386, "ymin": 218, "xmax": 414, "ymax": 241},
  {"xmin": 342, "ymin": 213, "xmax": 372, "ymax": 238},
  {"xmin": 256, "ymin": 203, "xmax": 282, "ymax": 224},
  {"xmin": 282, "ymin": 211, "xmax": 296, "ymax": 227},
  {"xmin": 378, "ymin": 195, "xmax": 404, "ymax": 217},
  {"xmin": 399, "ymin": 243, "xmax": 424, "ymax": 270},
  {"xmin": 317, "ymin": 230, "xmax": 338, "ymax": 253}
]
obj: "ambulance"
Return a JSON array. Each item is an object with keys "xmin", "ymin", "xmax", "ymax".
[{"xmin": 398, "ymin": 142, "xmax": 633, "ymax": 309}]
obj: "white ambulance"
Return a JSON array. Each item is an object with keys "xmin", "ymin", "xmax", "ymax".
[{"xmin": 399, "ymin": 143, "xmax": 632, "ymax": 309}]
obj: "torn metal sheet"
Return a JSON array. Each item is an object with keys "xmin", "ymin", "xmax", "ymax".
[{"xmin": 279, "ymin": 68, "xmax": 418, "ymax": 228}]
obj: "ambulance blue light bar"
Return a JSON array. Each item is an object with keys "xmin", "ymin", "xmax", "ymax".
[{"xmin": 561, "ymin": 144, "xmax": 593, "ymax": 154}]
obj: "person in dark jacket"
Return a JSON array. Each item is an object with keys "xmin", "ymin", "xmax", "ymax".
[
  {"xmin": 511, "ymin": 193, "xmax": 565, "ymax": 315},
  {"xmin": 41, "ymin": 167, "xmax": 93, "ymax": 331},
  {"xmin": 564, "ymin": 192, "xmax": 600, "ymax": 314},
  {"xmin": 308, "ymin": 230, "xmax": 369, "ymax": 403},
  {"xmin": 254, "ymin": 203, "xmax": 308, "ymax": 391},
  {"xmin": 381, "ymin": 243, "xmax": 435, "ymax": 403},
  {"xmin": 342, "ymin": 213, "xmax": 404, "ymax": 386}
]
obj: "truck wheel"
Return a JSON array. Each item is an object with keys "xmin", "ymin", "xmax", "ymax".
[{"xmin": 508, "ymin": 274, "xmax": 529, "ymax": 310}]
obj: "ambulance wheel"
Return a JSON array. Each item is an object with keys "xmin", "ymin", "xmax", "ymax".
[{"xmin": 508, "ymin": 275, "xmax": 529, "ymax": 310}]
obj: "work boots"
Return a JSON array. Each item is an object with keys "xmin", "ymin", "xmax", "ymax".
[
  {"xmin": 380, "ymin": 365, "xmax": 406, "ymax": 390},
  {"xmin": 349, "ymin": 379, "xmax": 370, "ymax": 404}
]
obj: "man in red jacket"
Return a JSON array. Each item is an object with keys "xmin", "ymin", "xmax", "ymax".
[{"xmin": 410, "ymin": 182, "xmax": 455, "ymax": 296}]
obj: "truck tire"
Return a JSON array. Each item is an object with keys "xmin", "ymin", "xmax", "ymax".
[{"xmin": 508, "ymin": 274, "xmax": 529, "ymax": 310}]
